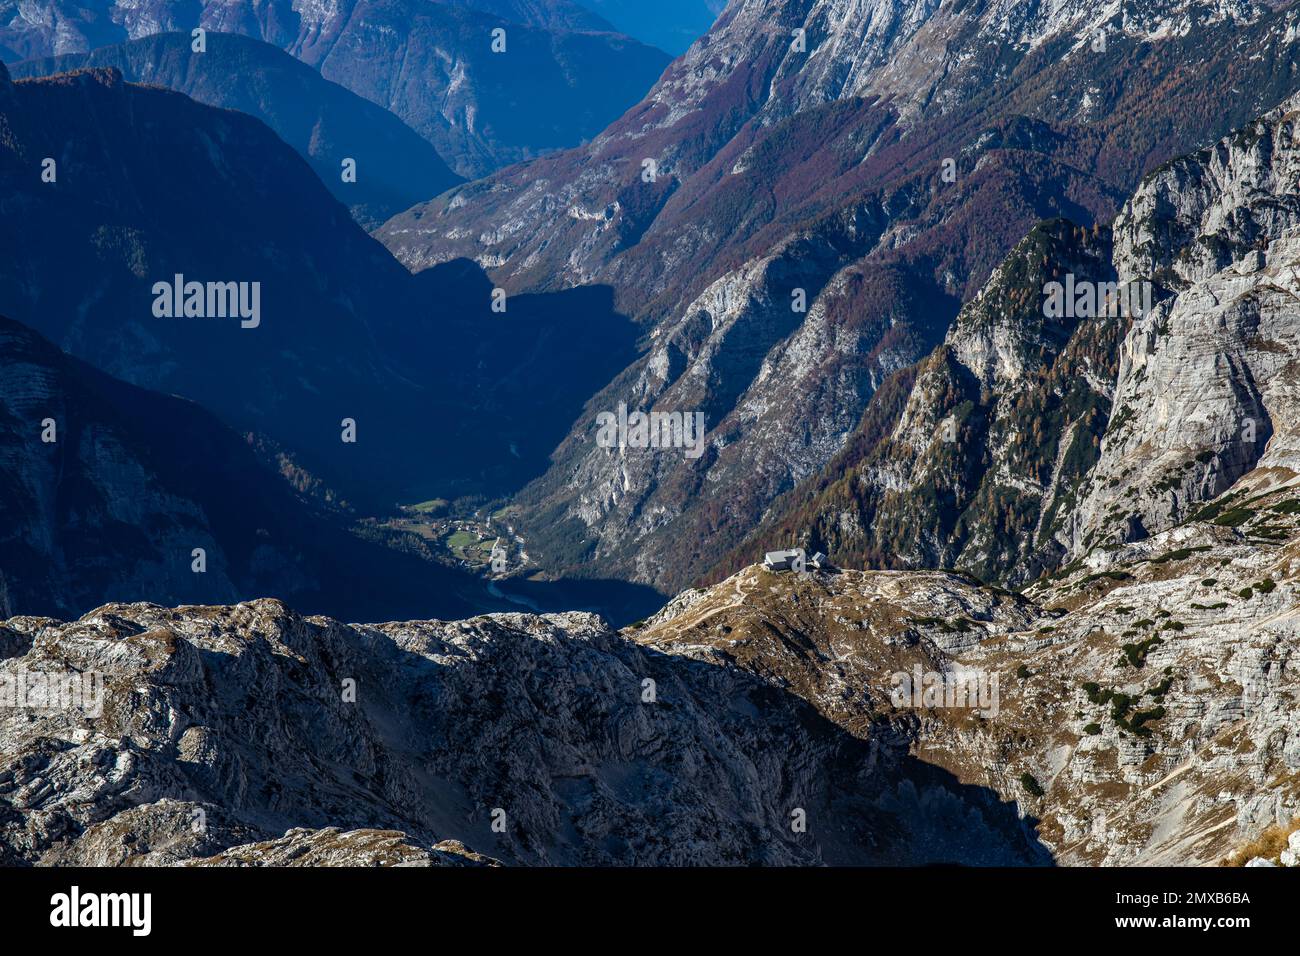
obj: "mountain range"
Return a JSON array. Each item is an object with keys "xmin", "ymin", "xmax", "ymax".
[
  {"xmin": 381, "ymin": 0, "xmax": 1300, "ymax": 596},
  {"xmin": 0, "ymin": 0, "xmax": 672, "ymax": 177},
  {"xmin": 10, "ymin": 31, "xmax": 462, "ymax": 227},
  {"xmin": 722, "ymin": 79, "xmax": 1300, "ymax": 592},
  {"xmin": 0, "ymin": 61, "xmax": 644, "ymax": 513},
  {"xmin": 6, "ymin": 477, "xmax": 1299, "ymax": 864},
  {"xmin": 4, "ymin": 0, "xmax": 1300, "ymax": 871}
]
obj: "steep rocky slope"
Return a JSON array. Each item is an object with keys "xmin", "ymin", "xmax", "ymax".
[
  {"xmin": 718, "ymin": 219, "xmax": 1122, "ymax": 585},
  {"xmin": 734, "ymin": 88, "xmax": 1300, "ymax": 589},
  {"xmin": 386, "ymin": 0, "xmax": 1300, "ymax": 305},
  {"xmin": 11, "ymin": 31, "xmax": 462, "ymax": 227},
  {"xmin": 1068, "ymin": 97, "xmax": 1300, "ymax": 556},
  {"xmin": 383, "ymin": 0, "xmax": 1300, "ymax": 595},
  {"xmin": 0, "ymin": 0, "xmax": 671, "ymax": 176},
  {"xmin": 637, "ymin": 498, "xmax": 1300, "ymax": 865},
  {"xmin": 452, "ymin": 0, "xmax": 613, "ymax": 32},
  {"xmin": 182, "ymin": 828, "xmax": 502, "ymax": 867}
]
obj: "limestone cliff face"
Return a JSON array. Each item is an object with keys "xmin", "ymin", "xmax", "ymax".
[
  {"xmin": 727, "ymin": 90, "xmax": 1300, "ymax": 589},
  {"xmin": 1070, "ymin": 95, "xmax": 1300, "ymax": 554},
  {"xmin": 707, "ymin": 219, "xmax": 1120, "ymax": 586}
]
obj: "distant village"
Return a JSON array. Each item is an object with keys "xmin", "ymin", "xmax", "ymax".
[{"xmin": 381, "ymin": 502, "xmax": 524, "ymax": 576}]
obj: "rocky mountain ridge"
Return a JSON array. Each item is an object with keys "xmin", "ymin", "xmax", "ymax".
[
  {"xmin": 0, "ymin": 594, "xmax": 1047, "ymax": 866},
  {"xmin": 1068, "ymin": 95, "xmax": 1300, "ymax": 557},
  {"xmin": 7, "ymin": 473, "xmax": 1300, "ymax": 865}
]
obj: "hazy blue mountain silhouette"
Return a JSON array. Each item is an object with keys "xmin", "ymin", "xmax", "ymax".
[
  {"xmin": 0, "ymin": 67, "xmax": 639, "ymax": 512},
  {"xmin": 13, "ymin": 32, "xmax": 463, "ymax": 227},
  {"xmin": 0, "ymin": 0, "xmax": 672, "ymax": 176},
  {"xmin": 575, "ymin": 0, "xmax": 722, "ymax": 54}
]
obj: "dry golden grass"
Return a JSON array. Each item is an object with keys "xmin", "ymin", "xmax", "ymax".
[{"xmin": 1221, "ymin": 816, "xmax": 1300, "ymax": 866}]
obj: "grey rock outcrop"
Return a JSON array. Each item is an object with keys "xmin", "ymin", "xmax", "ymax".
[
  {"xmin": 1071, "ymin": 93, "xmax": 1300, "ymax": 554},
  {"xmin": 183, "ymin": 828, "xmax": 502, "ymax": 867},
  {"xmin": 0, "ymin": 597, "xmax": 1047, "ymax": 866}
]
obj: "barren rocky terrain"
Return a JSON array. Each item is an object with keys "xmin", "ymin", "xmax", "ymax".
[{"xmin": 5, "ymin": 468, "xmax": 1299, "ymax": 865}]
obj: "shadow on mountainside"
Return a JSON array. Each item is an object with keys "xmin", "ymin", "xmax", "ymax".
[
  {"xmin": 0, "ymin": 313, "xmax": 649, "ymax": 627},
  {"xmin": 407, "ymin": 260, "xmax": 642, "ymax": 501},
  {"xmin": 0, "ymin": 72, "xmax": 641, "ymax": 514},
  {"xmin": 486, "ymin": 574, "xmax": 667, "ymax": 629}
]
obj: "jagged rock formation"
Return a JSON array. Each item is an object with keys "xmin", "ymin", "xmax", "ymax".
[
  {"xmin": 1069, "ymin": 94, "xmax": 1300, "ymax": 556},
  {"xmin": 6, "ymin": 483, "xmax": 1299, "ymax": 866},
  {"xmin": 11, "ymin": 32, "xmax": 462, "ymax": 227},
  {"xmin": 0, "ymin": 0, "xmax": 671, "ymax": 176},
  {"xmin": 381, "ymin": 0, "xmax": 1300, "ymax": 595},
  {"xmin": 718, "ymin": 219, "xmax": 1122, "ymax": 586},
  {"xmin": 0, "ymin": 596, "xmax": 1049, "ymax": 866}
]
